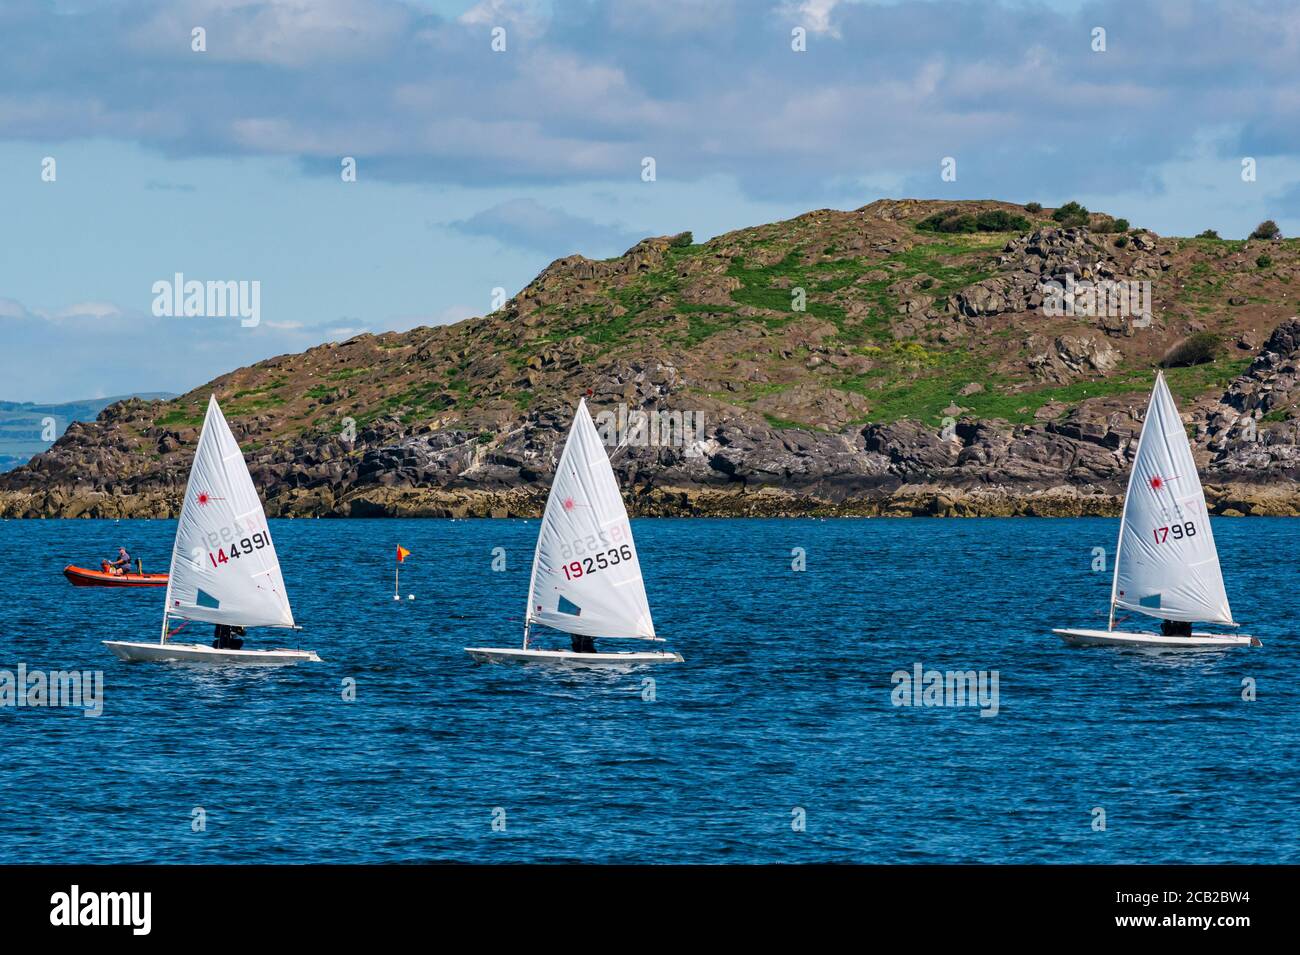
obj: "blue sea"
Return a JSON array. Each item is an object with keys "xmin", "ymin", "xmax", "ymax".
[{"xmin": 1, "ymin": 517, "xmax": 1295, "ymax": 864}]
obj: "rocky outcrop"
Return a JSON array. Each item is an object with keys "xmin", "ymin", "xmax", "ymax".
[
  {"xmin": 4, "ymin": 391, "xmax": 1299, "ymax": 518},
  {"xmin": 0, "ymin": 401, "xmax": 1173, "ymax": 517},
  {"xmin": 1027, "ymin": 334, "xmax": 1123, "ymax": 382},
  {"xmin": 1203, "ymin": 318, "xmax": 1300, "ymax": 483}
]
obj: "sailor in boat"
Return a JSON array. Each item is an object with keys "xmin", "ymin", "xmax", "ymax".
[
  {"xmin": 1160, "ymin": 620, "xmax": 1193, "ymax": 637},
  {"xmin": 212, "ymin": 625, "xmax": 246, "ymax": 650},
  {"xmin": 101, "ymin": 546, "xmax": 132, "ymax": 576},
  {"xmin": 570, "ymin": 634, "xmax": 596, "ymax": 654}
]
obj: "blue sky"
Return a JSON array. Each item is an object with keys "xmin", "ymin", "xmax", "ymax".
[{"xmin": 2, "ymin": 0, "xmax": 1299, "ymax": 401}]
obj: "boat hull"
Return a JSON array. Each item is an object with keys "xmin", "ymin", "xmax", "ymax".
[
  {"xmin": 465, "ymin": 647, "xmax": 683, "ymax": 667},
  {"xmin": 1053, "ymin": 628, "xmax": 1260, "ymax": 649},
  {"xmin": 64, "ymin": 564, "xmax": 168, "ymax": 588},
  {"xmin": 103, "ymin": 640, "xmax": 322, "ymax": 665}
]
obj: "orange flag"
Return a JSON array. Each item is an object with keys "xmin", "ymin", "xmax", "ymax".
[{"xmin": 396, "ymin": 545, "xmax": 410, "ymax": 563}]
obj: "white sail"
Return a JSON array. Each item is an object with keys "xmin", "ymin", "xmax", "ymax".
[
  {"xmin": 160, "ymin": 395, "xmax": 295, "ymax": 633},
  {"xmin": 525, "ymin": 399, "xmax": 656, "ymax": 640},
  {"xmin": 1111, "ymin": 373, "xmax": 1233, "ymax": 625}
]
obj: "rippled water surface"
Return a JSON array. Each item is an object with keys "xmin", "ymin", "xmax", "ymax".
[{"xmin": 1, "ymin": 517, "xmax": 1295, "ymax": 863}]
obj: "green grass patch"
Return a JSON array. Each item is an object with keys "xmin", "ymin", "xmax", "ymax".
[
  {"xmin": 1162, "ymin": 357, "xmax": 1251, "ymax": 403},
  {"xmin": 155, "ymin": 408, "xmax": 203, "ymax": 428},
  {"xmin": 681, "ymin": 310, "xmax": 742, "ymax": 348},
  {"xmin": 226, "ymin": 395, "xmax": 288, "ymax": 416},
  {"xmin": 762, "ymin": 413, "xmax": 818, "ymax": 430},
  {"xmin": 230, "ymin": 377, "xmax": 288, "ymax": 400},
  {"xmin": 326, "ymin": 367, "xmax": 367, "ymax": 381},
  {"xmin": 836, "ymin": 354, "xmax": 1253, "ymax": 427}
]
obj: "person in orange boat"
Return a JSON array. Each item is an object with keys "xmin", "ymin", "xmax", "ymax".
[{"xmin": 101, "ymin": 546, "xmax": 132, "ymax": 576}]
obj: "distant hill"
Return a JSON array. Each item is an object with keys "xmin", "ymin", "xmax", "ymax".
[
  {"xmin": 3, "ymin": 198, "xmax": 1300, "ymax": 517},
  {"xmin": 0, "ymin": 394, "xmax": 175, "ymax": 471}
]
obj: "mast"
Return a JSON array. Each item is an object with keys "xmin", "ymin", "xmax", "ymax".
[
  {"xmin": 1108, "ymin": 377, "xmax": 1152, "ymax": 631},
  {"xmin": 158, "ymin": 400, "xmax": 216, "ymax": 645},
  {"xmin": 160, "ymin": 394, "xmax": 296, "ymax": 635},
  {"xmin": 523, "ymin": 512, "xmax": 543, "ymax": 648},
  {"xmin": 521, "ymin": 397, "xmax": 656, "ymax": 644},
  {"xmin": 523, "ymin": 529, "xmax": 541, "ymax": 643},
  {"xmin": 158, "ymin": 541, "xmax": 179, "ymax": 644},
  {"xmin": 1107, "ymin": 504, "xmax": 1124, "ymax": 632},
  {"xmin": 521, "ymin": 406, "xmax": 566, "ymax": 649}
]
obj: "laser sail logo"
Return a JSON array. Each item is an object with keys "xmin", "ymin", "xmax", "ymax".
[
  {"xmin": 152, "ymin": 273, "xmax": 261, "ymax": 327},
  {"xmin": 50, "ymin": 885, "xmax": 151, "ymax": 935}
]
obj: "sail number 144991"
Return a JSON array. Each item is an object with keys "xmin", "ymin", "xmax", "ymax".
[
  {"xmin": 207, "ymin": 531, "xmax": 272, "ymax": 566},
  {"xmin": 1153, "ymin": 522, "xmax": 1197, "ymax": 544}
]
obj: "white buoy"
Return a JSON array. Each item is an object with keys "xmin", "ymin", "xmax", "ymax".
[
  {"xmin": 408, "ymin": 594, "xmax": 415, "ymax": 601},
  {"xmin": 393, "ymin": 594, "xmax": 401, "ymax": 601}
]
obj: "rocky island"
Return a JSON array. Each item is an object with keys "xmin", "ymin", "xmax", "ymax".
[{"xmin": 3, "ymin": 199, "xmax": 1299, "ymax": 519}]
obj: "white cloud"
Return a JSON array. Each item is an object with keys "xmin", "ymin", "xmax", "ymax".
[
  {"xmin": 0, "ymin": 298, "xmax": 32, "ymax": 320},
  {"xmin": 6, "ymin": 0, "xmax": 1300, "ymax": 203},
  {"xmin": 128, "ymin": 0, "xmax": 412, "ymax": 67},
  {"xmin": 53, "ymin": 301, "xmax": 123, "ymax": 320},
  {"xmin": 0, "ymin": 297, "xmax": 393, "ymax": 402},
  {"xmin": 448, "ymin": 198, "xmax": 643, "ymax": 257},
  {"xmin": 458, "ymin": 0, "xmax": 547, "ymax": 35},
  {"xmin": 324, "ymin": 325, "xmax": 370, "ymax": 339},
  {"xmin": 783, "ymin": 0, "xmax": 843, "ymax": 37}
]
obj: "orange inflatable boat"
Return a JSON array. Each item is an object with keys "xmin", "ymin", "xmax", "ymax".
[{"xmin": 63, "ymin": 564, "xmax": 169, "ymax": 588}]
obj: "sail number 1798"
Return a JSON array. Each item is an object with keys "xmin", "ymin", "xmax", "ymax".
[{"xmin": 1153, "ymin": 522, "xmax": 1197, "ymax": 544}]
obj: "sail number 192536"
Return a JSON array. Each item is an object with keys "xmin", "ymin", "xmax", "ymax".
[
  {"xmin": 561, "ymin": 545, "xmax": 634, "ymax": 580},
  {"xmin": 1153, "ymin": 522, "xmax": 1197, "ymax": 544}
]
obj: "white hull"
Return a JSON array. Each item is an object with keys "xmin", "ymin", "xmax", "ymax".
[
  {"xmin": 1053, "ymin": 628, "xmax": 1259, "ymax": 650},
  {"xmin": 465, "ymin": 646, "xmax": 683, "ymax": 667},
  {"xmin": 104, "ymin": 640, "xmax": 322, "ymax": 665}
]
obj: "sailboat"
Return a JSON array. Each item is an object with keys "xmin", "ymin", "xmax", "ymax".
[
  {"xmin": 104, "ymin": 395, "xmax": 321, "ymax": 665},
  {"xmin": 465, "ymin": 398, "xmax": 683, "ymax": 667},
  {"xmin": 1053, "ymin": 372, "xmax": 1260, "ymax": 650}
]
